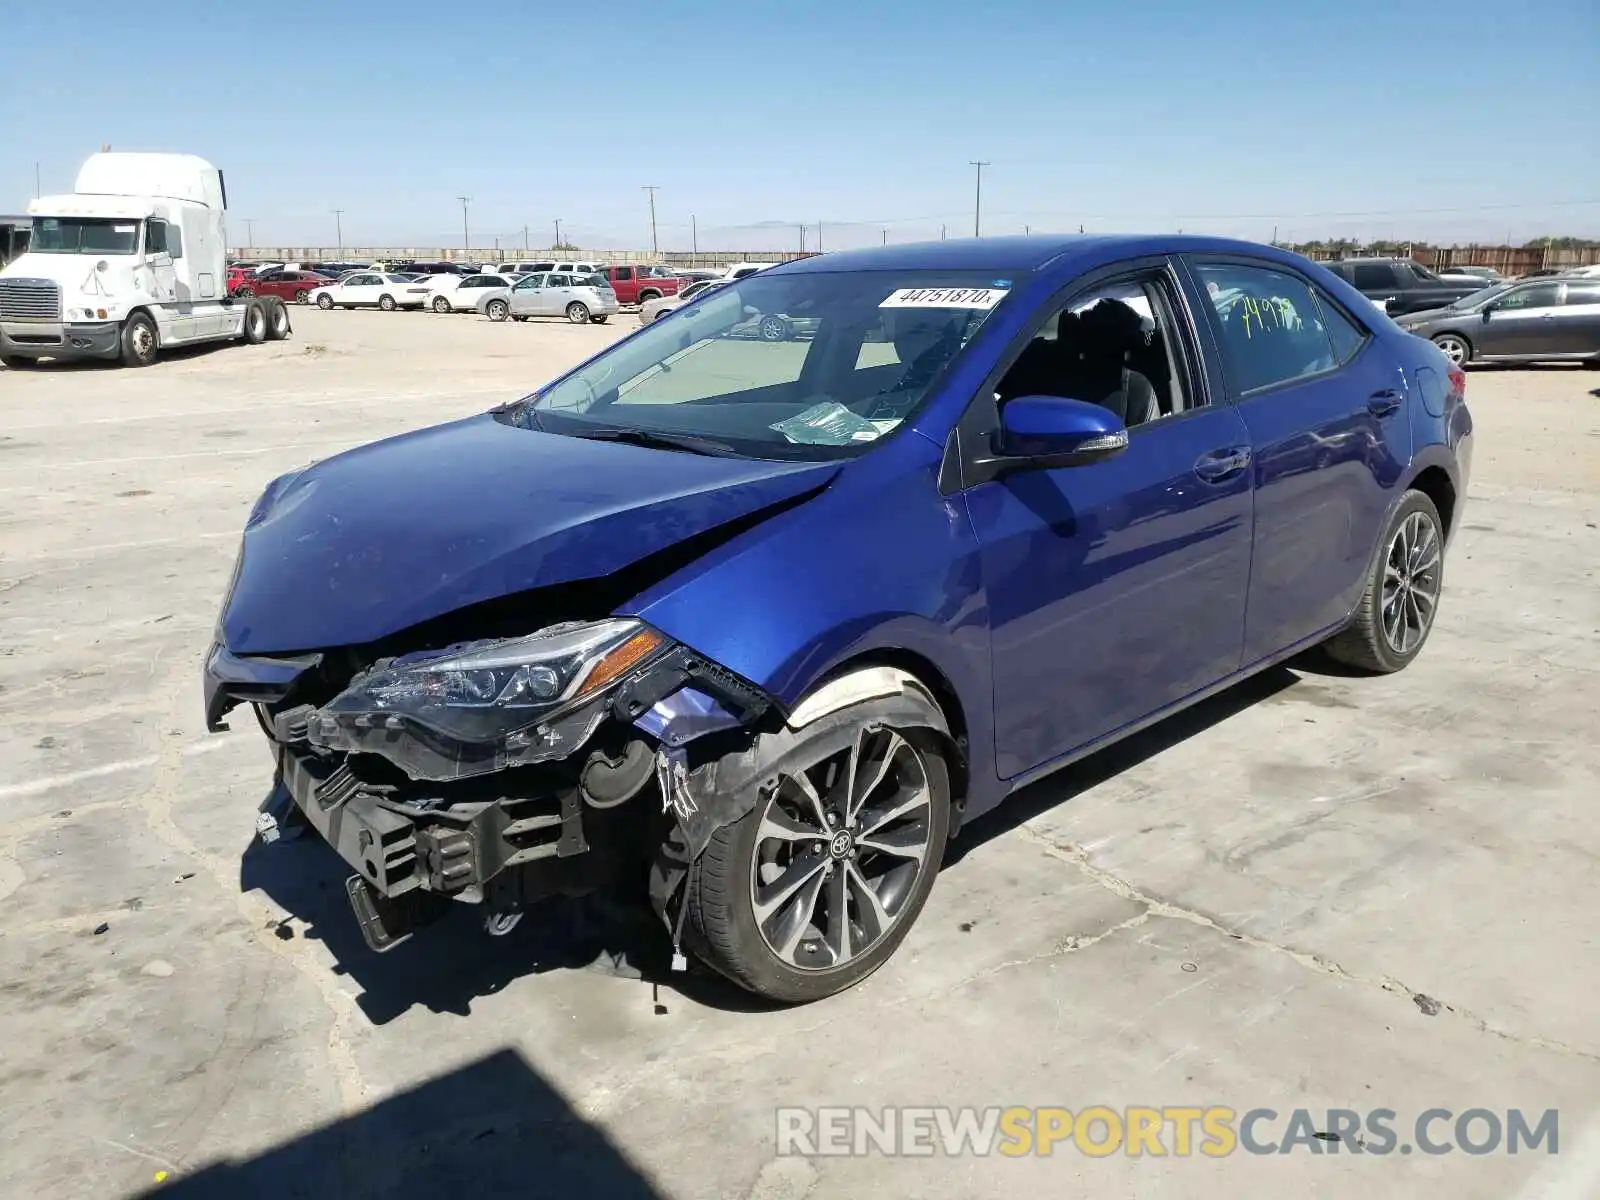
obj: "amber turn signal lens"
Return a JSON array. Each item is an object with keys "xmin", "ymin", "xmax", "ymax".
[{"xmin": 576, "ymin": 628, "xmax": 665, "ymax": 699}]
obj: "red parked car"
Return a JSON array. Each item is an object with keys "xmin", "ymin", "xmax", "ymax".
[
  {"xmin": 248, "ymin": 268, "xmax": 336, "ymax": 304},
  {"xmin": 226, "ymin": 265, "xmax": 257, "ymax": 296},
  {"xmin": 598, "ymin": 264, "xmax": 683, "ymax": 306}
]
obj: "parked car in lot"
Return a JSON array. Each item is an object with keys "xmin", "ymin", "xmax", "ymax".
[
  {"xmin": 1321, "ymin": 257, "xmax": 1481, "ymax": 315},
  {"xmin": 1395, "ymin": 277, "xmax": 1600, "ymax": 366},
  {"xmin": 1434, "ymin": 265, "xmax": 1504, "ymax": 287},
  {"xmin": 477, "ymin": 271, "xmax": 619, "ymax": 324},
  {"xmin": 309, "ymin": 272, "xmax": 427, "ymax": 311},
  {"xmin": 638, "ymin": 277, "xmax": 728, "ymax": 322},
  {"xmin": 600, "ymin": 264, "xmax": 683, "ymax": 306},
  {"xmin": 226, "ymin": 265, "xmax": 257, "ymax": 296},
  {"xmin": 250, "ymin": 268, "xmax": 338, "ymax": 304},
  {"xmin": 720, "ymin": 261, "xmax": 780, "ymax": 281},
  {"xmin": 207, "ymin": 234, "xmax": 1472, "ymax": 1003},
  {"xmin": 422, "ymin": 273, "xmax": 512, "ymax": 312}
]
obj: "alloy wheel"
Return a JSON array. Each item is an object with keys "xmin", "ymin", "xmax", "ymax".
[
  {"xmin": 749, "ymin": 727, "xmax": 934, "ymax": 972},
  {"xmin": 1433, "ymin": 334, "xmax": 1468, "ymax": 365},
  {"xmin": 1381, "ymin": 510, "xmax": 1441, "ymax": 654}
]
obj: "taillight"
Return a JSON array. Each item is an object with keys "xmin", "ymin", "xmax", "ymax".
[{"xmin": 1448, "ymin": 365, "xmax": 1466, "ymax": 397}]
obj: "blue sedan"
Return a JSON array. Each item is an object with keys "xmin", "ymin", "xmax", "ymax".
[{"xmin": 205, "ymin": 235, "xmax": 1472, "ymax": 1002}]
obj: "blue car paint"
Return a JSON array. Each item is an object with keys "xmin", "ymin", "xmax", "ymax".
[
  {"xmin": 221, "ymin": 413, "xmax": 838, "ymax": 654},
  {"xmin": 212, "ymin": 235, "xmax": 1471, "ymax": 828}
]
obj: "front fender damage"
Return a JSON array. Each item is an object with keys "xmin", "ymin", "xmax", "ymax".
[{"xmin": 642, "ymin": 666, "xmax": 951, "ymax": 966}]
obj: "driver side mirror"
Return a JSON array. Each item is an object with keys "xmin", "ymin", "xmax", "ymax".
[
  {"xmin": 147, "ymin": 252, "xmax": 173, "ymax": 267},
  {"xmin": 973, "ymin": 395, "xmax": 1129, "ymax": 480}
]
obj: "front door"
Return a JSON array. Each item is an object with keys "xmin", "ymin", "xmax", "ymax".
[
  {"xmin": 966, "ymin": 265, "xmax": 1255, "ymax": 779},
  {"xmin": 340, "ymin": 273, "xmax": 380, "ymax": 306},
  {"xmin": 510, "ymin": 274, "xmax": 545, "ymax": 316},
  {"xmin": 1187, "ymin": 258, "xmax": 1411, "ymax": 662}
]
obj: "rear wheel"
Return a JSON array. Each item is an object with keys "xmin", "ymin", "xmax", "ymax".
[
  {"xmin": 486, "ymin": 299, "xmax": 509, "ymax": 322},
  {"xmin": 432, "ymin": 296, "xmax": 452, "ymax": 313},
  {"xmin": 378, "ymin": 294, "xmax": 397, "ymax": 311},
  {"xmin": 591, "ymin": 314, "xmax": 609, "ymax": 324},
  {"xmin": 566, "ymin": 302, "xmax": 591, "ymax": 324},
  {"xmin": 234, "ymin": 285, "xmax": 255, "ymax": 298},
  {"xmin": 638, "ymin": 288, "xmax": 661, "ymax": 304},
  {"xmin": 685, "ymin": 714, "xmax": 951, "ymax": 1002},
  {"xmin": 1, "ymin": 354, "xmax": 36, "ymax": 369},
  {"xmin": 119, "ymin": 313, "xmax": 160, "ymax": 366},
  {"xmin": 316, "ymin": 293, "xmax": 334, "ymax": 310},
  {"xmin": 1431, "ymin": 332, "xmax": 1471, "ymax": 366},
  {"xmin": 241, "ymin": 300, "xmax": 268, "ymax": 345},
  {"xmin": 1323, "ymin": 490, "xmax": 1445, "ymax": 673},
  {"xmin": 264, "ymin": 298, "xmax": 291, "ymax": 341},
  {"xmin": 294, "ymin": 289, "xmax": 313, "ymax": 305},
  {"xmin": 759, "ymin": 314, "xmax": 791, "ymax": 342}
]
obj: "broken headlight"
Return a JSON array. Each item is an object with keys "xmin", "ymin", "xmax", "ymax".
[{"xmin": 307, "ymin": 619, "xmax": 668, "ymax": 780}]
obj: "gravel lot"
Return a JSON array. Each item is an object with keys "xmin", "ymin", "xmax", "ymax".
[{"xmin": 2, "ymin": 309, "xmax": 1597, "ymax": 1199}]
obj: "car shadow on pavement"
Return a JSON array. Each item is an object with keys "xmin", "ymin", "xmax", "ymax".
[
  {"xmin": 134, "ymin": 1046, "xmax": 663, "ymax": 1199},
  {"xmin": 240, "ymin": 819, "xmax": 780, "ymax": 1023},
  {"xmin": 945, "ymin": 665, "xmax": 1302, "ymax": 865}
]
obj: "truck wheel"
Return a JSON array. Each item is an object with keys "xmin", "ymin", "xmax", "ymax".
[
  {"xmin": 378, "ymin": 294, "xmax": 397, "ymax": 311},
  {"xmin": 316, "ymin": 293, "xmax": 334, "ymax": 309},
  {"xmin": 683, "ymin": 715, "xmax": 952, "ymax": 1003},
  {"xmin": 119, "ymin": 313, "xmax": 160, "ymax": 367},
  {"xmin": 242, "ymin": 301, "xmax": 268, "ymax": 345},
  {"xmin": 1322, "ymin": 489, "xmax": 1446, "ymax": 674},
  {"xmin": 486, "ymin": 299, "xmax": 509, "ymax": 322},
  {"xmin": 638, "ymin": 289, "xmax": 661, "ymax": 304},
  {"xmin": 432, "ymin": 296, "xmax": 452, "ymax": 313},
  {"xmin": 566, "ymin": 302, "xmax": 591, "ymax": 324},
  {"xmin": 264, "ymin": 298, "xmax": 291, "ymax": 341}
]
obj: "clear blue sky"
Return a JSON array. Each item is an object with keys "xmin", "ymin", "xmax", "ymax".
[{"xmin": 5, "ymin": 0, "xmax": 1597, "ymax": 252}]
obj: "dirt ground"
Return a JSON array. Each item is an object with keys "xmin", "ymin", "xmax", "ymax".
[{"xmin": 1, "ymin": 308, "xmax": 1597, "ymax": 1199}]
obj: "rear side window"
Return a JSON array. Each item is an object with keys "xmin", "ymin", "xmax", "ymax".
[
  {"xmin": 1313, "ymin": 291, "xmax": 1368, "ymax": 364},
  {"xmin": 1194, "ymin": 262, "xmax": 1341, "ymax": 394},
  {"xmin": 1351, "ymin": 263, "xmax": 1398, "ymax": 291},
  {"xmin": 1564, "ymin": 284, "xmax": 1600, "ymax": 306},
  {"xmin": 615, "ymin": 267, "xmax": 633, "ymax": 281}
]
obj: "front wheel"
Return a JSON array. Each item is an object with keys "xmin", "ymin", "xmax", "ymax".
[
  {"xmin": 316, "ymin": 293, "xmax": 334, "ymax": 309},
  {"xmin": 119, "ymin": 313, "xmax": 160, "ymax": 366},
  {"xmin": 759, "ymin": 314, "xmax": 791, "ymax": 342},
  {"xmin": 591, "ymin": 314, "xmax": 609, "ymax": 324},
  {"xmin": 486, "ymin": 299, "xmax": 509, "ymax": 322},
  {"xmin": 295, "ymin": 289, "xmax": 313, "ymax": 305},
  {"xmin": 378, "ymin": 294, "xmax": 397, "ymax": 311},
  {"xmin": 637, "ymin": 289, "xmax": 661, "ymax": 304},
  {"xmin": 432, "ymin": 296, "xmax": 452, "ymax": 313},
  {"xmin": 1, "ymin": 354, "xmax": 36, "ymax": 369},
  {"xmin": 566, "ymin": 302, "xmax": 591, "ymax": 324},
  {"xmin": 685, "ymin": 716, "xmax": 951, "ymax": 1002},
  {"xmin": 1323, "ymin": 490, "xmax": 1445, "ymax": 673},
  {"xmin": 1431, "ymin": 332, "xmax": 1471, "ymax": 366}
]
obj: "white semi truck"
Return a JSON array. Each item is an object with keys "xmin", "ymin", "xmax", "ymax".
[{"xmin": 0, "ymin": 152, "xmax": 289, "ymax": 368}]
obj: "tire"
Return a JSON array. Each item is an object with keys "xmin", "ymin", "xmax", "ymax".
[
  {"xmin": 486, "ymin": 299, "xmax": 509, "ymax": 322},
  {"xmin": 637, "ymin": 289, "xmax": 661, "ymax": 304},
  {"xmin": 119, "ymin": 312, "xmax": 160, "ymax": 367},
  {"xmin": 234, "ymin": 286, "xmax": 255, "ymax": 298},
  {"xmin": 1323, "ymin": 490, "xmax": 1446, "ymax": 674},
  {"xmin": 759, "ymin": 314, "xmax": 791, "ymax": 342},
  {"xmin": 294, "ymin": 289, "xmax": 313, "ymax": 305},
  {"xmin": 432, "ymin": 296, "xmax": 452, "ymax": 313},
  {"xmin": 652, "ymin": 309, "xmax": 672, "ymax": 321},
  {"xmin": 566, "ymin": 302, "xmax": 591, "ymax": 324},
  {"xmin": 1431, "ymin": 332, "xmax": 1471, "ymax": 366},
  {"xmin": 511, "ymin": 315, "xmax": 528, "ymax": 322},
  {"xmin": 378, "ymin": 294, "xmax": 397, "ymax": 311},
  {"xmin": 316, "ymin": 293, "xmax": 334, "ymax": 310},
  {"xmin": 591, "ymin": 314, "xmax": 609, "ymax": 324},
  {"xmin": 1, "ymin": 354, "xmax": 36, "ymax": 369},
  {"xmin": 241, "ymin": 300, "xmax": 268, "ymax": 345},
  {"xmin": 264, "ymin": 298, "xmax": 291, "ymax": 341},
  {"xmin": 684, "ymin": 716, "xmax": 951, "ymax": 1003}
]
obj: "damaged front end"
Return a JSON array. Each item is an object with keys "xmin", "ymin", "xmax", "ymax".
[{"xmin": 207, "ymin": 618, "xmax": 778, "ymax": 954}]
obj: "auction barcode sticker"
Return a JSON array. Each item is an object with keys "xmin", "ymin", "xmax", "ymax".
[{"xmin": 880, "ymin": 287, "xmax": 1008, "ymax": 309}]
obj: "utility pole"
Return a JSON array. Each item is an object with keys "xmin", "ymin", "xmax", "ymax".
[
  {"xmin": 35, "ymin": 161, "xmax": 42, "ymax": 198},
  {"xmin": 1024, "ymin": 224, "xmax": 1030, "ymax": 235},
  {"xmin": 882, "ymin": 228, "xmax": 888, "ymax": 245},
  {"xmin": 642, "ymin": 185, "xmax": 660, "ymax": 255},
  {"xmin": 817, "ymin": 221, "xmax": 823, "ymax": 253},
  {"xmin": 457, "ymin": 196, "xmax": 472, "ymax": 251},
  {"xmin": 969, "ymin": 160, "xmax": 990, "ymax": 237},
  {"xmin": 799, "ymin": 224, "xmax": 806, "ymax": 253},
  {"xmin": 523, "ymin": 226, "xmax": 529, "ymax": 251},
  {"xmin": 244, "ymin": 218, "xmax": 255, "ymax": 246},
  {"xmin": 554, "ymin": 218, "xmax": 562, "ymax": 247},
  {"xmin": 1271, "ymin": 224, "xmax": 1278, "ymax": 246},
  {"xmin": 940, "ymin": 224, "xmax": 946, "ymax": 241},
  {"xmin": 333, "ymin": 209, "xmax": 344, "ymax": 255},
  {"xmin": 691, "ymin": 213, "xmax": 698, "ymax": 254}
]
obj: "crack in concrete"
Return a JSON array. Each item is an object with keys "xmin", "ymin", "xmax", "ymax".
[{"xmin": 1016, "ymin": 824, "xmax": 1600, "ymax": 1065}]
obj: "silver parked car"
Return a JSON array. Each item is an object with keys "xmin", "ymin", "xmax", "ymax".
[
  {"xmin": 637, "ymin": 277, "xmax": 728, "ymax": 323},
  {"xmin": 477, "ymin": 271, "xmax": 620, "ymax": 325}
]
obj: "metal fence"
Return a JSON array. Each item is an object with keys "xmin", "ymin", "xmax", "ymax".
[{"xmin": 229, "ymin": 247, "xmax": 821, "ymax": 268}]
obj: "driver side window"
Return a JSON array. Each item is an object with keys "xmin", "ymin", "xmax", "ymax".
[
  {"xmin": 995, "ymin": 275, "xmax": 1193, "ymax": 428},
  {"xmin": 1496, "ymin": 284, "xmax": 1560, "ymax": 311}
]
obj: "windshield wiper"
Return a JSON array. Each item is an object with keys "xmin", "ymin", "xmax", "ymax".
[{"xmin": 562, "ymin": 425, "xmax": 741, "ymax": 457}]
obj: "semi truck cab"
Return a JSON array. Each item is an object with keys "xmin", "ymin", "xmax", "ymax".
[{"xmin": 0, "ymin": 152, "xmax": 287, "ymax": 367}]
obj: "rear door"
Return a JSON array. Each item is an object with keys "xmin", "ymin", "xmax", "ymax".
[
  {"xmin": 543, "ymin": 273, "xmax": 574, "ymax": 315},
  {"xmin": 1555, "ymin": 281, "xmax": 1600, "ymax": 355},
  {"xmin": 1478, "ymin": 281, "xmax": 1567, "ymax": 356},
  {"xmin": 1186, "ymin": 257, "xmax": 1411, "ymax": 663}
]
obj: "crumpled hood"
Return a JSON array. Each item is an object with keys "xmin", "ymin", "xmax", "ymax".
[{"xmin": 221, "ymin": 413, "xmax": 836, "ymax": 654}]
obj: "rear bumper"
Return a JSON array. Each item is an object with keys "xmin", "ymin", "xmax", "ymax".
[{"xmin": 1, "ymin": 319, "xmax": 119, "ymax": 360}]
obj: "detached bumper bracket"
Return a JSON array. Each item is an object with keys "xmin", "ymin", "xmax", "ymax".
[{"xmin": 345, "ymin": 875, "xmax": 453, "ymax": 952}]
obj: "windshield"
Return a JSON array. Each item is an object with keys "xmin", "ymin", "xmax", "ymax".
[
  {"xmin": 1449, "ymin": 283, "xmax": 1511, "ymax": 309},
  {"xmin": 31, "ymin": 217, "xmax": 140, "ymax": 255},
  {"xmin": 519, "ymin": 268, "xmax": 1019, "ymax": 459}
]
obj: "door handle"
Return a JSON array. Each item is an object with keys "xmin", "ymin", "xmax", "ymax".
[
  {"xmin": 1193, "ymin": 446, "xmax": 1252, "ymax": 483},
  {"xmin": 1367, "ymin": 388, "xmax": 1403, "ymax": 416}
]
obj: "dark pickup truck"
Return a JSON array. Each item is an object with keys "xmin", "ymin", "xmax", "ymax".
[{"xmin": 1322, "ymin": 258, "xmax": 1483, "ymax": 317}]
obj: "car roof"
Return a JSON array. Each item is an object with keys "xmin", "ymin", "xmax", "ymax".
[{"xmin": 770, "ymin": 234, "xmax": 1328, "ymax": 276}]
